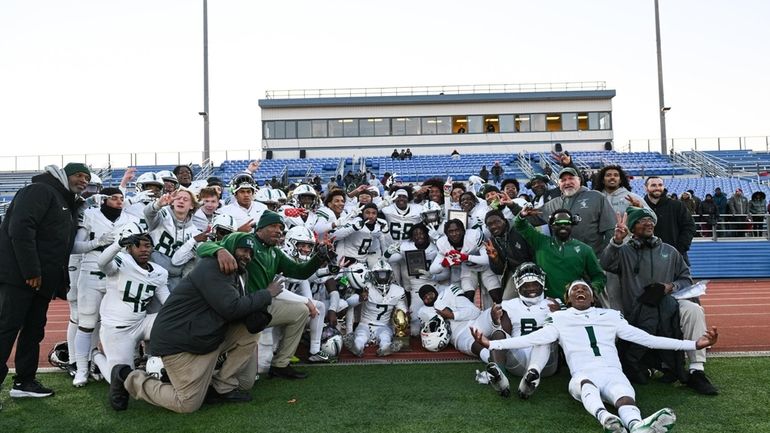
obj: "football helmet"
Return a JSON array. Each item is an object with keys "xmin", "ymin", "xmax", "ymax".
[
  {"xmin": 255, "ymin": 188, "xmax": 282, "ymax": 211},
  {"xmin": 157, "ymin": 170, "xmax": 178, "ymax": 185},
  {"xmin": 145, "ymin": 356, "xmax": 170, "ymax": 382},
  {"xmin": 229, "ymin": 173, "xmax": 256, "ymax": 195},
  {"xmin": 292, "ymin": 184, "xmax": 319, "ymax": 210},
  {"xmin": 421, "ymin": 315, "xmax": 451, "ymax": 352},
  {"xmin": 420, "ymin": 200, "xmax": 442, "ymax": 225},
  {"xmin": 369, "ymin": 258, "xmax": 393, "ymax": 291},
  {"xmin": 83, "ymin": 172, "xmax": 103, "ymax": 198},
  {"xmin": 274, "ymin": 188, "xmax": 288, "ymax": 205},
  {"xmin": 283, "ymin": 226, "xmax": 316, "ymax": 262},
  {"xmin": 345, "ymin": 262, "xmax": 370, "ymax": 293},
  {"xmin": 135, "ymin": 172, "xmax": 164, "ymax": 193},
  {"xmin": 320, "ymin": 326, "xmax": 343, "ymax": 357},
  {"xmin": 513, "ymin": 262, "xmax": 546, "ymax": 306},
  {"xmin": 48, "ymin": 341, "xmax": 71, "ymax": 370},
  {"xmin": 187, "ymin": 179, "xmax": 209, "ymax": 199},
  {"xmin": 212, "ymin": 213, "xmax": 237, "ymax": 236}
]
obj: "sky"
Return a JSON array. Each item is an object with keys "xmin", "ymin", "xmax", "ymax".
[{"xmin": 1, "ymin": 0, "xmax": 769, "ymax": 167}]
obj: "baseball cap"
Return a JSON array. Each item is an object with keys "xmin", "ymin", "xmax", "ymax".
[{"xmin": 558, "ymin": 167, "xmax": 579, "ymax": 178}]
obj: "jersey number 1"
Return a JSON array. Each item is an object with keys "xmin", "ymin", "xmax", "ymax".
[{"xmin": 584, "ymin": 326, "xmax": 601, "ymax": 356}]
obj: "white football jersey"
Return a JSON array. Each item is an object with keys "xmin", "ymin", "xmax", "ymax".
[
  {"xmin": 281, "ymin": 208, "xmax": 319, "ymax": 231},
  {"xmin": 78, "ymin": 208, "xmax": 139, "ymax": 264},
  {"xmin": 360, "ymin": 284, "xmax": 407, "ymax": 327},
  {"xmin": 381, "ymin": 203, "xmax": 423, "ymax": 242},
  {"xmin": 488, "ymin": 307, "xmax": 696, "ymax": 376},
  {"xmin": 314, "ymin": 205, "xmax": 352, "ymax": 238},
  {"xmin": 418, "ymin": 284, "xmax": 480, "ymax": 325},
  {"xmin": 500, "ymin": 297, "xmax": 552, "ymax": 337},
  {"xmin": 100, "ymin": 252, "xmax": 169, "ymax": 327},
  {"xmin": 218, "ymin": 200, "xmax": 267, "ymax": 230},
  {"xmin": 146, "ymin": 206, "xmax": 202, "ymax": 259},
  {"xmin": 388, "ymin": 240, "xmax": 439, "ymax": 292},
  {"xmin": 332, "ymin": 218, "xmax": 387, "ymax": 262}
]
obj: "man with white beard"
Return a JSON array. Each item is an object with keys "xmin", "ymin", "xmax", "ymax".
[{"xmin": 539, "ymin": 168, "xmax": 615, "ymax": 256}]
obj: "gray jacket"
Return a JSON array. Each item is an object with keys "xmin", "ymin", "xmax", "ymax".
[{"xmin": 541, "ymin": 187, "xmax": 615, "ymax": 254}]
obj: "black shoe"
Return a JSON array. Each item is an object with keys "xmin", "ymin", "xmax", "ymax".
[
  {"xmin": 687, "ymin": 370, "xmax": 718, "ymax": 395},
  {"xmin": 9, "ymin": 379, "xmax": 54, "ymax": 398},
  {"xmin": 204, "ymin": 386, "xmax": 252, "ymax": 404},
  {"xmin": 268, "ymin": 365, "xmax": 308, "ymax": 380},
  {"xmin": 110, "ymin": 364, "xmax": 131, "ymax": 411}
]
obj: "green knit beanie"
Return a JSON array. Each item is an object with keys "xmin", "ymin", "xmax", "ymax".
[
  {"xmin": 256, "ymin": 210, "xmax": 284, "ymax": 230},
  {"xmin": 626, "ymin": 207, "xmax": 656, "ymax": 230},
  {"xmin": 64, "ymin": 162, "xmax": 91, "ymax": 177}
]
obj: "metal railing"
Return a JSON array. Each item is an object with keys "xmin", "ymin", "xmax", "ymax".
[
  {"xmin": 693, "ymin": 213, "xmax": 770, "ymax": 241},
  {"xmin": 264, "ymin": 81, "xmax": 607, "ymax": 99},
  {"xmin": 517, "ymin": 151, "xmax": 535, "ymax": 180}
]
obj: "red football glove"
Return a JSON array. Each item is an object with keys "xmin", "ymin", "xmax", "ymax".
[
  {"xmin": 283, "ymin": 208, "xmax": 304, "ymax": 218},
  {"xmin": 441, "ymin": 257, "xmax": 451, "ymax": 268},
  {"xmin": 458, "ymin": 253, "xmax": 469, "ymax": 262}
]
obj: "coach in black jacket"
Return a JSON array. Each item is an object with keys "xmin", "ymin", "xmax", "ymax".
[{"xmin": 0, "ymin": 163, "xmax": 90, "ymax": 399}]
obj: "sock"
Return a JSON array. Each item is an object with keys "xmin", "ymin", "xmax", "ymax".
[
  {"xmin": 528, "ymin": 344, "xmax": 551, "ymax": 372},
  {"xmin": 618, "ymin": 405, "xmax": 642, "ymax": 429},
  {"xmin": 92, "ymin": 351, "xmax": 110, "ymax": 384},
  {"xmin": 66, "ymin": 321, "xmax": 78, "ymax": 363},
  {"xmin": 479, "ymin": 348, "xmax": 491, "ymax": 363},
  {"xmin": 580, "ymin": 383, "xmax": 609, "ymax": 424},
  {"xmin": 689, "ymin": 362, "xmax": 704, "ymax": 372},
  {"xmin": 74, "ymin": 330, "xmax": 93, "ymax": 372}
]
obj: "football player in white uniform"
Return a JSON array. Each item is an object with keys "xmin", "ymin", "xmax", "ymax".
[
  {"xmin": 281, "ymin": 184, "xmax": 320, "ymax": 230},
  {"xmin": 254, "ymin": 188, "xmax": 283, "ymax": 212},
  {"xmin": 218, "ymin": 173, "xmax": 266, "ymax": 232},
  {"xmin": 92, "ymin": 233, "xmax": 169, "ymax": 383},
  {"xmin": 192, "ymin": 187, "xmax": 220, "ymax": 231},
  {"xmin": 472, "ymin": 280, "xmax": 719, "ymax": 433},
  {"xmin": 458, "ymin": 191, "xmax": 489, "ymax": 230},
  {"xmin": 344, "ymin": 259, "xmax": 407, "ymax": 357},
  {"xmin": 123, "ymin": 172, "xmax": 164, "ymax": 231},
  {"xmin": 144, "ymin": 188, "xmax": 204, "ymax": 291},
  {"xmin": 484, "ymin": 263, "xmax": 559, "ymax": 399},
  {"xmin": 417, "ymin": 284, "xmax": 481, "ymax": 354},
  {"xmin": 315, "ymin": 189, "xmax": 356, "ymax": 238},
  {"xmin": 70, "ymin": 187, "xmax": 139, "ymax": 387},
  {"xmin": 331, "ymin": 203, "xmax": 387, "ymax": 267},
  {"xmin": 381, "ymin": 187, "xmax": 423, "ymax": 286}
]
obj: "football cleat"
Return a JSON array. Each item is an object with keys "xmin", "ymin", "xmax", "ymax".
[
  {"xmin": 517, "ymin": 368, "xmax": 541, "ymax": 400},
  {"xmin": 307, "ymin": 350, "xmax": 334, "ymax": 363},
  {"xmin": 72, "ymin": 368, "xmax": 89, "ymax": 388},
  {"xmin": 602, "ymin": 414, "xmax": 628, "ymax": 433},
  {"xmin": 343, "ymin": 334, "xmax": 363, "ymax": 357},
  {"xmin": 376, "ymin": 340, "xmax": 403, "ymax": 357},
  {"xmin": 630, "ymin": 408, "xmax": 676, "ymax": 433},
  {"xmin": 485, "ymin": 362, "xmax": 511, "ymax": 398}
]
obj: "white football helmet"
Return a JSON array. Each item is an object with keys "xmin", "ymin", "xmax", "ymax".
[
  {"xmin": 48, "ymin": 341, "xmax": 71, "ymax": 370},
  {"xmin": 421, "ymin": 315, "xmax": 452, "ymax": 352},
  {"xmin": 229, "ymin": 172, "xmax": 256, "ymax": 195},
  {"xmin": 157, "ymin": 170, "xmax": 178, "ymax": 185},
  {"xmin": 420, "ymin": 200, "xmax": 442, "ymax": 225},
  {"xmin": 255, "ymin": 188, "xmax": 282, "ymax": 211},
  {"xmin": 135, "ymin": 172, "xmax": 163, "ymax": 193},
  {"xmin": 513, "ymin": 262, "xmax": 546, "ymax": 306},
  {"xmin": 345, "ymin": 262, "xmax": 370, "ymax": 292},
  {"xmin": 320, "ymin": 326, "xmax": 343, "ymax": 357},
  {"xmin": 212, "ymin": 213, "xmax": 236, "ymax": 235},
  {"xmin": 82, "ymin": 172, "xmax": 103, "ymax": 198},
  {"xmin": 274, "ymin": 188, "xmax": 288, "ymax": 205},
  {"xmin": 369, "ymin": 258, "xmax": 393, "ymax": 291},
  {"xmin": 292, "ymin": 184, "xmax": 319, "ymax": 210},
  {"xmin": 145, "ymin": 356, "xmax": 169, "ymax": 382},
  {"xmin": 187, "ymin": 179, "xmax": 209, "ymax": 199},
  {"xmin": 283, "ymin": 226, "xmax": 316, "ymax": 261}
]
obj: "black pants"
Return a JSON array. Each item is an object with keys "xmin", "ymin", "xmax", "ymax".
[{"xmin": 0, "ymin": 283, "xmax": 51, "ymax": 386}]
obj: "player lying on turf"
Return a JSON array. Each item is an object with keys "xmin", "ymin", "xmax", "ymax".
[{"xmin": 471, "ymin": 280, "xmax": 718, "ymax": 433}]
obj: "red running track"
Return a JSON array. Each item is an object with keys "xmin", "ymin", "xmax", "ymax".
[{"xmin": 7, "ymin": 279, "xmax": 769, "ymax": 371}]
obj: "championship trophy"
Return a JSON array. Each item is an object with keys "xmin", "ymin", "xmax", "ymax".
[{"xmin": 392, "ymin": 309, "xmax": 410, "ymax": 351}]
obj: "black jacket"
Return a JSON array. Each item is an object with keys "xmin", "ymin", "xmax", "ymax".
[
  {"xmin": 644, "ymin": 195, "xmax": 696, "ymax": 255},
  {"xmin": 150, "ymin": 257, "xmax": 272, "ymax": 356},
  {"xmin": 0, "ymin": 169, "xmax": 80, "ymax": 299},
  {"xmin": 488, "ymin": 219, "xmax": 534, "ymax": 285}
]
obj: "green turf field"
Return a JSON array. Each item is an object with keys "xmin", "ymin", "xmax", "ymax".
[{"xmin": 1, "ymin": 357, "xmax": 769, "ymax": 433}]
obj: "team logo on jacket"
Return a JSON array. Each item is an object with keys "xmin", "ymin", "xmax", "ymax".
[
  {"xmin": 578, "ymin": 199, "xmax": 589, "ymax": 209},
  {"xmin": 574, "ymin": 246, "xmax": 581, "ymax": 253}
]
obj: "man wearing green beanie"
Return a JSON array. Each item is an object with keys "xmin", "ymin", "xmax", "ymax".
[
  {"xmin": 600, "ymin": 207, "xmax": 718, "ymax": 395},
  {"xmin": 0, "ymin": 163, "xmax": 90, "ymax": 401},
  {"xmin": 197, "ymin": 210, "xmax": 327, "ymax": 379}
]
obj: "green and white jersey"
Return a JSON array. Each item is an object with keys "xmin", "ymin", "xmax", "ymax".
[
  {"xmin": 74, "ymin": 207, "xmax": 139, "ymax": 265},
  {"xmin": 100, "ymin": 251, "xmax": 169, "ymax": 327},
  {"xmin": 488, "ymin": 307, "xmax": 696, "ymax": 375},
  {"xmin": 500, "ymin": 297, "xmax": 552, "ymax": 338},
  {"xmin": 381, "ymin": 203, "xmax": 423, "ymax": 242},
  {"xmin": 360, "ymin": 283, "xmax": 407, "ymax": 327},
  {"xmin": 218, "ymin": 201, "xmax": 267, "ymax": 231}
]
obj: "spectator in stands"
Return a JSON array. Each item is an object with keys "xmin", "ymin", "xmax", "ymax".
[
  {"xmin": 491, "ymin": 161, "xmax": 504, "ymax": 185},
  {"xmin": 540, "ymin": 168, "xmax": 616, "ymax": 256},
  {"xmin": 727, "ymin": 188, "xmax": 750, "ymax": 237},
  {"xmin": 405, "ymin": 148, "xmax": 413, "ymax": 160},
  {"xmin": 451, "ymin": 149, "xmax": 461, "ymax": 160},
  {"xmin": 712, "ymin": 188, "xmax": 728, "ymax": 215},
  {"xmin": 600, "ymin": 207, "xmax": 718, "ymax": 395},
  {"xmin": 749, "ymin": 191, "xmax": 767, "ymax": 237},
  {"xmin": 697, "ymin": 194, "xmax": 719, "ymax": 238},
  {"xmin": 399, "ymin": 150, "xmax": 407, "ymax": 160},
  {"xmin": 479, "ymin": 165, "xmax": 490, "ymax": 183},
  {"xmin": 670, "ymin": 193, "xmax": 678, "ymax": 201},
  {"xmin": 173, "ymin": 165, "xmax": 194, "ymax": 188},
  {"xmin": 391, "ymin": 149, "xmax": 399, "ymax": 159},
  {"xmin": 643, "ymin": 177, "xmax": 696, "ymax": 264},
  {"xmin": 0, "ymin": 163, "xmax": 90, "ymax": 400},
  {"xmin": 680, "ymin": 191, "xmax": 697, "ymax": 216},
  {"xmin": 543, "ymin": 164, "xmax": 552, "ymax": 177},
  {"xmin": 327, "ymin": 176, "xmax": 338, "ymax": 192},
  {"xmin": 486, "ymin": 123, "xmax": 495, "ymax": 133},
  {"xmin": 687, "ymin": 189, "xmax": 701, "ymax": 211}
]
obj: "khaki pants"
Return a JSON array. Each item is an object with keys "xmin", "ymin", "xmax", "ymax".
[
  {"xmin": 124, "ymin": 323, "xmax": 256, "ymax": 414},
  {"xmin": 240, "ymin": 298, "xmax": 309, "ymax": 383},
  {"xmin": 678, "ymin": 299, "xmax": 708, "ymax": 365}
]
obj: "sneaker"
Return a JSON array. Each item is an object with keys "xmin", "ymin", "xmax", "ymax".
[
  {"xmin": 109, "ymin": 364, "xmax": 131, "ymax": 411},
  {"xmin": 9, "ymin": 380, "xmax": 54, "ymax": 398},
  {"xmin": 268, "ymin": 365, "xmax": 308, "ymax": 380},
  {"xmin": 517, "ymin": 368, "xmax": 541, "ymax": 400},
  {"xmin": 73, "ymin": 368, "xmax": 89, "ymax": 387},
  {"xmin": 686, "ymin": 370, "xmax": 718, "ymax": 395},
  {"xmin": 485, "ymin": 362, "xmax": 511, "ymax": 398},
  {"xmin": 602, "ymin": 414, "xmax": 628, "ymax": 433},
  {"xmin": 630, "ymin": 408, "xmax": 676, "ymax": 433},
  {"xmin": 376, "ymin": 340, "xmax": 403, "ymax": 357},
  {"xmin": 307, "ymin": 350, "xmax": 333, "ymax": 363},
  {"xmin": 204, "ymin": 386, "xmax": 252, "ymax": 404}
]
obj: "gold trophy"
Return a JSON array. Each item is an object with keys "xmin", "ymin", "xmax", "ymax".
[{"xmin": 392, "ymin": 309, "xmax": 410, "ymax": 351}]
